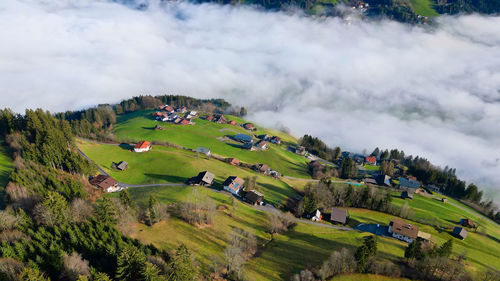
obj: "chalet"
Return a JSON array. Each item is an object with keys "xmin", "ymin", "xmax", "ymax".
[
  {"xmin": 190, "ymin": 171, "xmax": 215, "ymax": 186},
  {"xmin": 330, "ymin": 207, "xmax": 347, "ymax": 224},
  {"xmin": 255, "ymin": 140, "xmax": 268, "ymax": 150},
  {"xmin": 243, "ymin": 123, "xmax": 255, "ymax": 131},
  {"xmin": 363, "ymin": 178, "xmax": 377, "ymax": 185},
  {"xmin": 233, "ymin": 134, "xmax": 253, "ymax": 143},
  {"xmin": 228, "ymin": 120, "xmax": 237, "ymax": 125},
  {"xmin": 242, "ymin": 142, "xmax": 255, "ymax": 151},
  {"xmin": 222, "ymin": 176, "xmax": 244, "ymax": 195},
  {"xmin": 253, "ymin": 164, "xmax": 270, "ymax": 174},
  {"xmin": 460, "ymin": 218, "xmax": 475, "ymax": 228},
  {"xmin": 365, "ymin": 156, "xmax": 377, "ymax": 165},
  {"xmin": 213, "ymin": 114, "xmax": 227, "ymax": 124},
  {"xmin": 295, "ymin": 146, "xmax": 306, "ymax": 156},
  {"xmin": 134, "ymin": 141, "xmax": 151, "ymax": 153},
  {"xmin": 401, "ymin": 190, "xmax": 414, "ymax": 199},
  {"xmin": 399, "ymin": 177, "xmax": 420, "ymax": 189},
  {"xmin": 115, "ymin": 161, "xmax": 128, "ymax": 171},
  {"xmin": 196, "ymin": 147, "xmax": 211, "ymax": 156},
  {"xmin": 270, "ymin": 136, "xmax": 281, "ymax": 145},
  {"xmin": 227, "ymin": 158, "xmax": 240, "ymax": 166},
  {"xmin": 90, "ymin": 175, "xmax": 118, "ymax": 193},
  {"xmin": 453, "ymin": 227, "xmax": 468, "ymax": 240},
  {"xmin": 245, "ymin": 190, "xmax": 264, "ymax": 205},
  {"xmin": 388, "ymin": 219, "xmax": 419, "ymax": 243},
  {"xmin": 176, "ymin": 106, "xmax": 187, "ymax": 113},
  {"xmin": 376, "ymin": 174, "xmax": 391, "ymax": 186},
  {"xmin": 163, "ymin": 105, "xmax": 174, "ymax": 113},
  {"xmin": 311, "ymin": 209, "xmax": 322, "ymax": 222}
]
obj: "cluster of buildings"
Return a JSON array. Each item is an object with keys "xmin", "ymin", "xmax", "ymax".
[
  {"xmin": 307, "ymin": 207, "xmax": 348, "ymax": 225},
  {"xmin": 232, "ymin": 133, "xmax": 282, "ymax": 152},
  {"xmin": 203, "ymin": 114, "xmax": 255, "ymax": 131},
  {"xmin": 153, "ymin": 105, "xmax": 197, "ymax": 125}
]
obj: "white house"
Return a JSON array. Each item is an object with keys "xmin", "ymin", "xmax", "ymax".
[{"xmin": 388, "ymin": 219, "xmax": 419, "ymax": 243}]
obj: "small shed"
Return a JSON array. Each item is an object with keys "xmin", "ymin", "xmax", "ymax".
[
  {"xmin": 441, "ymin": 198, "xmax": 447, "ymax": 203},
  {"xmin": 227, "ymin": 158, "xmax": 240, "ymax": 166},
  {"xmin": 312, "ymin": 209, "xmax": 322, "ymax": 222},
  {"xmin": 401, "ymin": 190, "xmax": 414, "ymax": 199},
  {"xmin": 460, "ymin": 218, "xmax": 475, "ymax": 228},
  {"xmin": 191, "ymin": 171, "xmax": 215, "ymax": 186},
  {"xmin": 245, "ymin": 190, "xmax": 264, "ymax": 205},
  {"xmin": 116, "ymin": 161, "xmax": 128, "ymax": 171},
  {"xmin": 453, "ymin": 227, "xmax": 468, "ymax": 240},
  {"xmin": 196, "ymin": 147, "xmax": 211, "ymax": 156},
  {"xmin": 330, "ymin": 207, "xmax": 347, "ymax": 224}
]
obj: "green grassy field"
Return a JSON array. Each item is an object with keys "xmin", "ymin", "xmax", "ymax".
[
  {"xmin": 363, "ymin": 164, "xmax": 379, "ymax": 171},
  {"xmin": 78, "ymin": 140, "xmax": 298, "ymax": 206},
  {"xmin": 112, "ymin": 110, "xmax": 310, "ymax": 179},
  {"xmin": 0, "ymin": 142, "xmax": 13, "ymax": 209},
  {"xmin": 329, "ymin": 274, "xmax": 412, "ymax": 281},
  {"xmin": 409, "ymin": 0, "xmax": 439, "ymax": 17},
  {"xmin": 347, "ymin": 207, "xmax": 500, "ymax": 274}
]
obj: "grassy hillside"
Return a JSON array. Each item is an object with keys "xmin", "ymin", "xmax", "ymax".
[
  {"xmin": 0, "ymin": 142, "xmax": 13, "ymax": 209},
  {"xmin": 78, "ymin": 140, "xmax": 298, "ymax": 206},
  {"xmin": 329, "ymin": 274, "xmax": 412, "ymax": 281},
  {"xmin": 409, "ymin": 0, "xmax": 439, "ymax": 17},
  {"xmin": 112, "ymin": 110, "xmax": 310, "ymax": 179}
]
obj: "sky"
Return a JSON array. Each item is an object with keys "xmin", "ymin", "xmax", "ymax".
[{"xmin": 0, "ymin": 0, "xmax": 499, "ymax": 201}]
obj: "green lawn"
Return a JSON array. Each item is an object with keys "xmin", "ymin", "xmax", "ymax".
[
  {"xmin": 363, "ymin": 164, "xmax": 379, "ymax": 171},
  {"xmin": 78, "ymin": 140, "xmax": 298, "ymax": 206},
  {"xmin": 409, "ymin": 0, "xmax": 439, "ymax": 17},
  {"xmin": 347, "ymin": 208, "xmax": 500, "ymax": 274},
  {"xmin": 112, "ymin": 110, "xmax": 310, "ymax": 179},
  {"xmin": 0, "ymin": 142, "xmax": 13, "ymax": 209},
  {"xmin": 329, "ymin": 274, "xmax": 412, "ymax": 281},
  {"xmin": 244, "ymin": 223, "xmax": 405, "ymax": 281}
]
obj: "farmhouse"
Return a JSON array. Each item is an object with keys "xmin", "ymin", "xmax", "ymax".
[
  {"xmin": 213, "ymin": 114, "xmax": 227, "ymax": 124},
  {"xmin": 401, "ymin": 190, "xmax": 414, "ymax": 199},
  {"xmin": 460, "ymin": 218, "xmax": 475, "ymax": 228},
  {"xmin": 115, "ymin": 161, "xmax": 128, "ymax": 171},
  {"xmin": 365, "ymin": 156, "xmax": 377, "ymax": 165},
  {"xmin": 243, "ymin": 123, "xmax": 255, "ymax": 130},
  {"xmin": 255, "ymin": 140, "xmax": 268, "ymax": 149},
  {"xmin": 253, "ymin": 163, "xmax": 270, "ymax": 174},
  {"xmin": 222, "ymin": 176, "xmax": 245, "ymax": 195},
  {"xmin": 245, "ymin": 190, "xmax": 264, "ymax": 205},
  {"xmin": 134, "ymin": 141, "xmax": 151, "ymax": 152},
  {"xmin": 90, "ymin": 175, "xmax": 118, "ymax": 193},
  {"xmin": 196, "ymin": 147, "xmax": 211, "ymax": 156},
  {"xmin": 388, "ymin": 219, "xmax": 419, "ymax": 243},
  {"xmin": 233, "ymin": 134, "xmax": 253, "ymax": 143},
  {"xmin": 189, "ymin": 171, "xmax": 215, "ymax": 186},
  {"xmin": 270, "ymin": 136, "xmax": 281, "ymax": 145},
  {"xmin": 330, "ymin": 207, "xmax": 347, "ymax": 224},
  {"xmin": 295, "ymin": 146, "xmax": 306, "ymax": 156},
  {"xmin": 227, "ymin": 158, "xmax": 240, "ymax": 166},
  {"xmin": 453, "ymin": 227, "xmax": 468, "ymax": 240},
  {"xmin": 376, "ymin": 174, "xmax": 391, "ymax": 186},
  {"xmin": 399, "ymin": 177, "xmax": 420, "ymax": 189}
]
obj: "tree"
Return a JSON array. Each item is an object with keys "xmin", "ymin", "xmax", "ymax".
[
  {"xmin": 239, "ymin": 107, "xmax": 247, "ymax": 116},
  {"xmin": 302, "ymin": 196, "xmax": 317, "ymax": 215},
  {"xmin": 116, "ymin": 246, "xmax": 147, "ymax": 281},
  {"xmin": 355, "ymin": 236, "xmax": 377, "ymax": 273},
  {"xmin": 379, "ymin": 161, "xmax": 394, "ymax": 176},
  {"xmin": 97, "ymin": 197, "xmax": 117, "ymax": 223},
  {"xmin": 61, "ymin": 252, "xmax": 90, "ymax": 280},
  {"xmin": 405, "ymin": 239, "xmax": 423, "ymax": 261},
  {"xmin": 166, "ymin": 244, "xmax": 197, "ymax": 281},
  {"xmin": 340, "ymin": 158, "xmax": 357, "ymax": 179},
  {"xmin": 120, "ymin": 190, "xmax": 134, "ymax": 209},
  {"xmin": 371, "ymin": 147, "xmax": 380, "ymax": 158},
  {"xmin": 437, "ymin": 239, "xmax": 453, "ymax": 258}
]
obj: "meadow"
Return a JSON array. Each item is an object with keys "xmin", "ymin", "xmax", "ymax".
[
  {"xmin": 409, "ymin": 0, "xmax": 439, "ymax": 17},
  {"xmin": 112, "ymin": 110, "xmax": 311, "ymax": 178}
]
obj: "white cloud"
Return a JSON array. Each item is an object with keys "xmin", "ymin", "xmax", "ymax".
[{"xmin": 0, "ymin": 0, "xmax": 499, "ymax": 200}]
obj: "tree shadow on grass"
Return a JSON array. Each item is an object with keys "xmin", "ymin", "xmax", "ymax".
[
  {"xmin": 144, "ymin": 173, "xmax": 187, "ymax": 183},
  {"xmin": 119, "ymin": 143, "xmax": 134, "ymax": 150}
]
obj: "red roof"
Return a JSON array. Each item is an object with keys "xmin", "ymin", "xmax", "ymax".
[
  {"xmin": 180, "ymin": 119, "xmax": 189, "ymax": 125},
  {"xmin": 228, "ymin": 120, "xmax": 237, "ymax": 125},
  {"xmin": 366, "ymin": 156, "xmax": 376, "ymax": 163},
  {"xmin": 163, "ymin": 105, "xmax": 174, "ymax": 112},
  {"xmin": 154, "ymin": 112, "xmax": 163, "ymax": 117},
  {"xmin": 134, "ymin": 141, "xmax": 151, "ymax": 149}
]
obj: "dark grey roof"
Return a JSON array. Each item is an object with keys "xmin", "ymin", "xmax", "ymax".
[
  {"xmin": 234, "ymin": 134, "xmax": 253, "ymax": 143},
  {"xmin": 331, "ymin": 207, "xmax": 347, "ymax": 224},
  {"xmin": 453, "ymin": 227, "xmax": 468, "ymax": 239},
  {"xmin": 399, "ymin": 178, "xmax": 420, "ymax": 189},
  {"xmin": 116, "ymin": 161, "xmax": 128, "ymax": 170},
  {"xmin": 196, "ymin": 147, "xmax": 211, "ymax": 155}
]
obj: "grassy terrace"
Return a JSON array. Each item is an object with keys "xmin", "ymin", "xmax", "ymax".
[
  {"xmin": 112, "ymin": 110, "xmax": 310, "ymax": 179},
  {"xmin": 0, "ymin": 142, "xmax": 13, "ymax": 209},
  {"xmin": 78, "ymin": 140, "xmax": 298, "ymax": 206},
  {"xmin": 409, "ymin": 0, "xmax": 439, "ymax": 17}
]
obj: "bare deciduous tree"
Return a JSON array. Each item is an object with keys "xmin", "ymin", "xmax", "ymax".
[
  {"xmin": 61, "ymin": 252, "xmax": 90, "ymax": 280},
  {"xmin": 70, "ymin": 198, "xmax": 94, "ymax": 223}
]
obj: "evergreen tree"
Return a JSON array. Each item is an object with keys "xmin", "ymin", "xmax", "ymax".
[
  {"xmin": 97, "ymin": 198, "xmax": 117, "ymax": 223},
  {"xmin": 166, "ymin": 244, "xmax": 196, "ymax": 281},
  {"xmin": 239, "ymin": 107, "xmax": 247, "ymax": 116},
  {"xmin": 116, "ymin": 246, "xmax": 147, "ymax": 281},
  {"xmin": 437, "ymin": 239, "xmax": 453, "ymax": 258},
  {"xmin": 120, "ymin": 190, "xmax": 134, "ymax": 209},
  {"xmin": 148, "ymin": 196, "xmax": 158, "ymax": 225}
]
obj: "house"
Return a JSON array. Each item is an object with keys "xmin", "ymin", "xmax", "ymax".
[
  {"xmin": 196, "ymin": 147, "xmax": 211, "ymax": 156},
  {"xmin": 89, "ymin": 175, "xmax": 118, "ymax": 193},
  {"xmin": 428, "ymin": 185, "xmax": 440, "ymax": 193},
  {"xmin": 255, "ymin": 140, "xmax": 268, "ymax": 150},
  {"xmin": 460, "ymin": 218, "xmax": 475, "ymax": 228},
  {"xmin": 441, "ymin": 198, "xmax": 447, "ymax": 203},
  {"xmin": 243, "ymin": 123, "xmax": 255, "ymax": 131},
  {"xmin": 179, "ymin": 118, "xmax": 190, "ymax": 125},
  {"xmin": 388, "ymin": 219, "xmax": 419, "ymax": 243},
  {"xmin": 401, "ymin": 190, "xmax": 414, "ymax": 199},
  {"xmin": 269, "ymin": 170, "xmax": 281, "ymax": 178},
  {"xmin": 176, "ymin": 106, "xmax": 187, "ymax": 113},
  {"xmin": 213, "ymin": 114, "xmax": 226, "ymax": 124},
  {"xmin": 190, "ymin": 171, "xmax": 215, "ymax": 186},
  {"xmin": 242, "ymin": 142, "xmax": 255, "ymax": 151},
  {"xmin": 312, "ymin": 209, "xmax": 322, "ymax": 222},
  {"xmin": 134, "ymin": 141, "xmax": 152, "ymax": 152},
  {"xmin": 163, "ymin": 105, "xmax": 174, "ymax": 113},
  {"xmin": 257, "ymin": 134, "xmax": 270, "ymax": 140},
  {"xmin": 253, "ymin": 164, "xmax": 270, "ymax": 174},
  {"xmin": 153, "ymin": 112, "xmax": 164, "ymax": 118},
  {"xmin": 228, "ymin": 120, "xmax": 237, "ymax": 125},
  {"xmin": 363, "ymin": 178, "xmax": 377, "ymax": 185},
  {"xmin": 295, "ymin": 146, "xmax": 306, "ymax": 156},
  {"xmin": 330, "ymin": 207, "xmax": 347, "ymax": 224},
  {"xmin": 270, "ymin": 136, "xmax": 281, "ymax": 145},
  {"xmin": 453, "ymin": 227, "xmax": 468, "ymax": 240},
  {"xmin": 365, "ymin": 156, "xmax": 377, "ymax": 165},
  {"xmin": 376, "ymin": 175, "xmax": 391, "ymax": 186},
  {"xmin": 245, "ymin": 190, "xmax": 264, "ymax": 205},
  {"xmin": 205, "ymin": 115, "xmax": 214, "ymax": 121},
  {"xmin": 188, "ymin": 111, "xmax": 198, "ymax": 117},
  {"xmin": 222, "ymin": 176, "xmax": 244, "ymax": 195},
  {"xmin": 399, "ymin": 177, "xmax": 420, "ymax": 189},
  {"xmin": 233, "ymin": 134, "xmax": 253, "ymax": 143},
  {"xmin": 408, "ymin": 175, "xmax": 418, "ymax": 181},
  {"xmin": 115, "ymin": 161, "xmax": 128, "ymax": 171},
  {"xmin": 173, "ymin": 117, "xmax": 182, "ymax": 124},
  {"xmin": 168, "ymin": 112, "xmax": 179, "ymax": 120},
  {"xmin": 227, "ymin": 158, "xmax": 240, "ymax": 166}
]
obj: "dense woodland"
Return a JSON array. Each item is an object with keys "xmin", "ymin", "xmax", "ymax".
[{"xmin": 0, "ymin": 109, "xmax": 197, "ymax": 280}]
